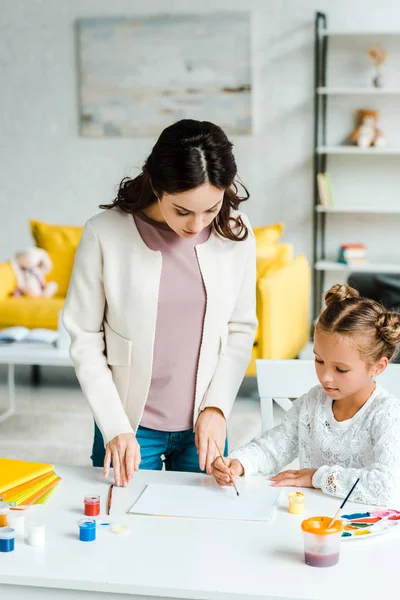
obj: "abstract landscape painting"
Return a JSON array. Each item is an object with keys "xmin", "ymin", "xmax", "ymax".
[{"xmin": 76, "ymin": 13, "xmax": 251, "ymax": 136}]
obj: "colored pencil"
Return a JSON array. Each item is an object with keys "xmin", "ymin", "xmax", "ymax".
[
  {"xmin": 328, "ymin": 477, "xmax": 360, "ymax": 527},
  {"xmin": 214, "ymin": 441, "xmax": 239, "ymax": 497}
]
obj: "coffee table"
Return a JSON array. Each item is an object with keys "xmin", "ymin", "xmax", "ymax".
[
  {"xmin": 1, "ymin": 465, "xmax": 399, "ymax": 600},
  {"xmin": 0, "ymin": 343, "xmax": 72, "ymax": 423}
]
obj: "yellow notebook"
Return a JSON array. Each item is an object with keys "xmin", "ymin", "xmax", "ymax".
[
  {"xmin": 35, "ymin": 484, "xmax": 58, "ymax": 505},
  {"xmin": 6, "ymin": 473, "xmax": 58, "ymax": 506},
  {"xmin": 0, "ymin": 472, "xmax": 53, "ymax": 501},
  {"xmin": 23, "ymin": 476, "xmax": 61, "ymax": 506},
  {"xmin": 0, "ymin": 458, "xmax": 54, "ymax": 495}
]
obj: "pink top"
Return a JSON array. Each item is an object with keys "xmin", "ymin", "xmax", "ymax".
[{"xmin": 133, "ymin": 212, "xmax": 211, "ymax": 431}]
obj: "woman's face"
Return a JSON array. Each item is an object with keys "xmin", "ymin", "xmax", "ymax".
[{"xmin": 158, "ymin": 184, "xmax": 224, "ymax": 239}]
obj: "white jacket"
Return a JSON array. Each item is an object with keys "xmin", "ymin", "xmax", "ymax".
[{"xmin": 63, "ymin": 208, "xmax": 257, "ymax": 444}]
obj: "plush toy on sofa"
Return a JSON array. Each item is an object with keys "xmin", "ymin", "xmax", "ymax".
[
  {"xmin": 349, "ymin": 109, "xmax": 386, "ymax": 149},
  {"xmin": 10, "ymin": 248, "xmax": 58, "ymax": 298}
]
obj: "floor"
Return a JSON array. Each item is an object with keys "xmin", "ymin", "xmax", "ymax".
[{"xmin": 0, "ymin": 365, "xmax": 287, "ymax": 466}]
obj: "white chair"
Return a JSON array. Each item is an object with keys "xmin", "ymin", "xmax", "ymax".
[{"xmin": 256, "ymin": 359, "xmax": 400, "ymax": 433}]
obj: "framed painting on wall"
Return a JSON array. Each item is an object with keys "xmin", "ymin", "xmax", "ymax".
[{"xmin": 76, "ymin": 13, "xmax": 251, "ymax": 137}]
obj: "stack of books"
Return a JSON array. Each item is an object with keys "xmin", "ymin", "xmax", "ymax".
[
  {"xmin": 338, "ymin": 243, "xmax": 368, "ymax": 266},
  {"xmin": 0, "ymin": 458, "xmax": 61, "ymax": 508}
]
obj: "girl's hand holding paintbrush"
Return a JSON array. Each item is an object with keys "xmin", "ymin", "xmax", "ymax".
[{"xmin": 212, "ymin": 457, "xmax": 244, "ymax": 486}]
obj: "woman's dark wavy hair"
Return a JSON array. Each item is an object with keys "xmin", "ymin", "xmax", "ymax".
[{"xmin": 100, "ymin": 119, "xmax": 250, "ymax": 241}]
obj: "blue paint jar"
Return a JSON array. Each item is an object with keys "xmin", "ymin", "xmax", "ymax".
[
  {"xmin": 78, "ymin": 518, "xmax": 96, "ymax": 542},
  {"xmin": 0, "ymin": 526, "xmax": 16, "ymax": 552}
]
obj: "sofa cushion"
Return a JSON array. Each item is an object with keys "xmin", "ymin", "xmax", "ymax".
[
  {"xmin": 30, "ymin": 220, "xmax": 83, "ymax": 297},
  {"xmin": 257, "ymin": 244, "xmax": 294, "ymax": 280},
  {"xmin": 0, "ymin": 262, "xmax": 17, "ymax": 300},
  {"xmin": 253, "ymin": 223, "xmax": 284, "ymax": 280},
  {"xmin": 0, "ymin": 297, "xmax": 64, "ymax": 330},
  {"xmin": 253, "ymin": 223, "xmax": 283, "ymax": 259}
]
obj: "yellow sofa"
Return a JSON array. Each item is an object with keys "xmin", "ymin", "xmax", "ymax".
[
  {"xmin": 0, "ymin": 220, "xmax": 82, "ymax": 331},
  {"xmin": 0, "ymin": 220, "xmax": 310, "ymax": 375},
  {"xmin": 245, "ymin": 224, "xmax": 311, "ymax": 376}
]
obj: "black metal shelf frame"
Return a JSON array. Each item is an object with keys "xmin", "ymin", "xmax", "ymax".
[{"xmin": 313, "ymin": 11, "xmax": 328, "ymax": 321}]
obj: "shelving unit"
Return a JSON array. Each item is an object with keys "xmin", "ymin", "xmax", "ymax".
[
  {"xmin": 320, "ymin": 30, "xmax": 400, "ymax": 37},
  {"xmin": 312, "ymin": 12, "xmax": 400, "ymax": 319},
  {"xmin": 315, "ymin": 206, "xmax": 400, "ymax": 214},
  {"xmin": 317, "ymin": 146, "xmax": 400, "ymax": 154},
  {"xmin": 318, "ymin": 87, "xmax": 400, "ymax": 95},
  {"xmin": 315, "ymin": 261, "xmax": 400, "ymax": 274}
]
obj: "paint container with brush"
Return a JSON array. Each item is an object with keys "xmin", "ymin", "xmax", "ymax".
[{"xmin": 301, "ymin": 516, "xmax": 343, "ymax": 567}]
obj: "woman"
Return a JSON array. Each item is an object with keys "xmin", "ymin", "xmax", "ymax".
[{"xmin": 63, "ymin": 119, "xmax": 257, "ymax": 487}]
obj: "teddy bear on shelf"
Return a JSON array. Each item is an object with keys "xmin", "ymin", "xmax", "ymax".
[
  {"xmin": 349, "ymin": 109, "xmax": 386, "ymax": 149},
  {"xmin": 10, "ymin": 247, "xmax": 58, "ymax": 298}
]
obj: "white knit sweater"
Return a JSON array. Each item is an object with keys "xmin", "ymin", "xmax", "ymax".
[{"xmin": 230, "ymin": 384, "xmax": 400, "ymax": 505}]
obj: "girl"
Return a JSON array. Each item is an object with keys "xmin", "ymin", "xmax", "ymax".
[
  {"xmin": 63, "ymin": 119, "xmax": 257, "ymax": 487},
  {"xmin": 212, "ymin": 284, "xmax": 400, "ymax": 505}
]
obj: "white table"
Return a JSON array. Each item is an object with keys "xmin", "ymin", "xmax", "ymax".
[
  {"xmin": 0, "ymin": 466, "xmax": 398, "ymax": 600},
  {"xmin": 0, "ymin": 344, "xmax": 72, "ymax": 422}
]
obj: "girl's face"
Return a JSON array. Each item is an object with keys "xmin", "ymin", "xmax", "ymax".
[
  {"xmin": 158, "ymin": 184, "xmax": 224, "ymax": 239},
  {"xmin": 313, "ymin": 329, "xmax": 388, "ymax": 400}
]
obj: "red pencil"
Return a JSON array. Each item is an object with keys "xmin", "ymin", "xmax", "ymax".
[{"xmin": 107, "ymin": 484, "xmax": 114, "ymax": 515}]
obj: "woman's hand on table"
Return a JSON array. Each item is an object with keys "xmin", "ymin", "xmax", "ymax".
[
  {"xmin": 270, "ymin": 468, "xmax": 317, "ymax": 488},
  {"xmin": 104, "ymin": 433, "xmax": 141, "ymax": 487},
  {"xmin": 195, "ymin": 407, "xmax": 227, "ymax": 475},
  {"xmin": 211, "ymin": 457, "xmax": 244, "ymax": 486}
]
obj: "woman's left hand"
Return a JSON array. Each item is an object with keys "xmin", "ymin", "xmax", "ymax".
[
  {"xmin": 195, "ymin": 407, "xmax": 227, "ymax": 475},
  {"xmin": 270, "ymin": 468, "xmax": 317, "ymax": 488}
]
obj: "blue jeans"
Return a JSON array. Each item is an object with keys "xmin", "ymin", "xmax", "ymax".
[{"xmin": 91, "ymin": 422, "xmax": 228, "ymax": 473}]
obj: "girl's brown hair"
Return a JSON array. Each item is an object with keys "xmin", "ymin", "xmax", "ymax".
[
  {"xmin": 100, "ymin": 119, "xmax": 249, "ymax": 242},
  {"xmin": 316, "ymin": 284, "xmax": 400, "ymax": 363}
]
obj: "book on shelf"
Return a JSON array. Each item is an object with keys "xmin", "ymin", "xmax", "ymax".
[
  {"xmin": 0, "ymin": 326, "xmax": 59, "ymax": 345},
  {"xmin": 338, "ymin": 243, "xmax": 368, "ymax": 265},
  {"xmin": 317, "ymin": 172, "xmax": 334, "ymax": 207}
]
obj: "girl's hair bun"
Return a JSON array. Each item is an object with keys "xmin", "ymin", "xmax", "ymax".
[
  {"xmin": 376, "ymin": 312, "xmax": 400, "ymax": 347},
  {"xmin": 324, "ymin": 284, "xmax": 360, "ymax": 309}
]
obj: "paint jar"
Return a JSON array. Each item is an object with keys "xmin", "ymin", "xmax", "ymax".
[
  {"xmin": 27, "ymin": 522, "xmax": 46, "ymax": 547},
  {"xmin": 84, "ymin": 495, "xmax": 100, "ymax": 517},
  {"xmin": 7, "ymin": 512, "xmax": 25, "ymax": 537},
  {"xmin": 288, "ymin": 492, "xmax": 304, "ymax": 515},
  {"xmin": 0, "ymin": 504, "xmax": 9, "ymax": 527},
  {"xmin": 0, "ymin": 527, "xmax": 15, "ymax": 552},
  {"xmin": 78, "ymin": 518, "xmax": 96, "ymax": 542},
  {"xmin": 301, "ymin": 516, "xmax": 343, "ymax": 567}
]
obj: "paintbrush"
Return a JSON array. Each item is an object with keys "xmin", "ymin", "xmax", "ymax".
[
  {"xmin": 214, "ymin": 441, "xmax": 239, "ymax": 497},
  {"xmin": 328, "ymin": 477, "xmax": 360, "ymax": 528},
  {"xmin": 107, "ymin": 484, "xmax": 114, "ymax": 515}
]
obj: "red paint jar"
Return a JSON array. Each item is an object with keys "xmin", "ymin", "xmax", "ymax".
[{"xmin": 84, "ymin": 495, "xmax": 100, "ymax": 517}]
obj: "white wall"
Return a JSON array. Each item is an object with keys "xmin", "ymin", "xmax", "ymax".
[{"xmin": 1, "ymin": 0, "xmax": 400, "ymax": 276}]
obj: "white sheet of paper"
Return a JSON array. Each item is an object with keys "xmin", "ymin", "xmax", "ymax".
[{"xmin": 128, "ymin": 483, "xmax": 281, "ymax": 522}]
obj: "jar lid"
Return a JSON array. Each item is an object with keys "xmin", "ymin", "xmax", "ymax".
[
  {"xmin": 301, "ymin": 516, "xmax": 343, "ymax": 535},
  {"xmin": 0, "ymin": 526, "xmax": 15, "ymax": 540},
  {"xmin": 28, "ymin": 522, "xmax": 45, "ymax": 531},
  {"xmin": 0, "ymin": 504, "xmax": 10, "ymax": 514},
  {"xmin": 78, "ymin": 518, "xmax": 96, "ymax": 529},
  {"xmin": 84, "ymin": 495, "xmax": 100, "ymax": 504}
]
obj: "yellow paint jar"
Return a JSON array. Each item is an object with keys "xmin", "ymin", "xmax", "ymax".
[
  {"xmin": 0, "ymin": 505, "xmax": 9, "ymax": 527},
  {"xmin": 288, "ymin": 491, "xmax": 305, "ymax": 514}
]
